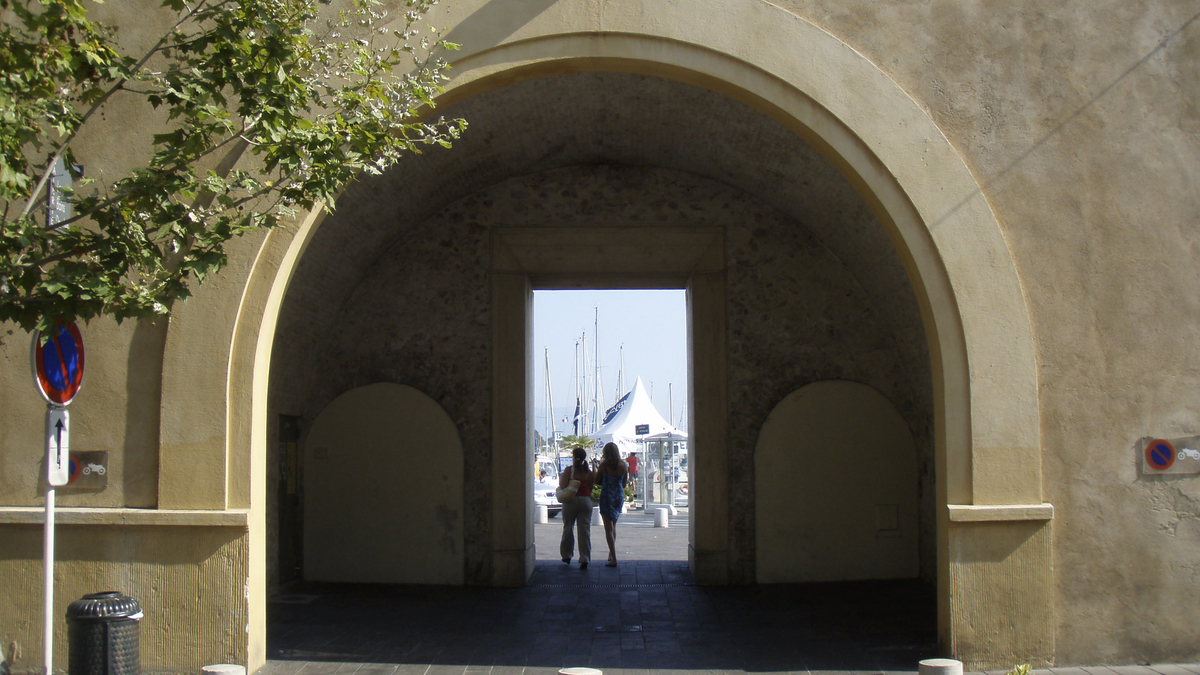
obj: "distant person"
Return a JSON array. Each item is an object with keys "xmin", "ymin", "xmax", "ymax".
[
  {"xmin": 559, "ymin": 446, "xmax": 595, "ymax": 569},
  {"xmin": 626, "ymin": 451, "xmax": 639, "ymax": 501},
  {"xmin": 596, "ymin": 442, "xmax": 628, "ymax": 566}
]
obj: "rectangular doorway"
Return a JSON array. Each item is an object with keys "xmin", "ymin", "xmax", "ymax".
[{"xmin": 533, "ymin": 289, "xmax": 689, "ymax": 562}]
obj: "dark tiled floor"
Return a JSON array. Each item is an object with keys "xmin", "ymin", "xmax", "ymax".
[
  {"xmin": 262, "ymin": 510, "xmax": 1200, "ymax": 675},
  {"xmin": 267, "ymin": 542, "xmax": 939, "ymax": 673}
]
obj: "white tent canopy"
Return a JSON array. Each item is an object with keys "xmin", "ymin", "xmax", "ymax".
[{"xmin": 593, "ymin": 377, "xmax": 687, "ymax": 455}]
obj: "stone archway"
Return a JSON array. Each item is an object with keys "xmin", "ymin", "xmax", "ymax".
[{"xmin": 216, "ymin": 2, "xmax": 1050, "ymax": 668}]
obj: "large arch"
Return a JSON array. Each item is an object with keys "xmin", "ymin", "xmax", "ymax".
[{"xmin": 163, "ymin": 0, "xmax": 1053, "ymax": 668}]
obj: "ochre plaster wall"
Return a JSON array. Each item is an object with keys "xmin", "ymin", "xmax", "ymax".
[
  {"xmin": 2, "ymin": 0, "xmax": 1198, "ymax": 670},
  {"xmin": 1, "ymin": 319, "xmax": 164, "ymax": 508},
  {"xmin": 0, "ymin": 523, "xmax": 248, "ymax": 675},
  {"xmin": 761, "ymin": 0, "xmax": 1200, "ymax": 664},
  {"xmin": 948, "ymin": 520, "xmax": 1055, "ymax": 667}
]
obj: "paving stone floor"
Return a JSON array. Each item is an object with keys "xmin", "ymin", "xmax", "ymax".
[{"xmin": 260, "ymin": 509, "xmax": 1200, "ymax": 675}]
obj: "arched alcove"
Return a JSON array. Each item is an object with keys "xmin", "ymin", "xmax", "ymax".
[
  {"xmin": 303, "ymin": 383, "xmax": 464, "ymax": 584},
  {"xmin": 756, "ymin": 380, "xmax": 919, "ymax": 583}
]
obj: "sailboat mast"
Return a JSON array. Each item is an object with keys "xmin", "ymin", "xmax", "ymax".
[
  {"xmin": 572, "ymin": 337, "xmax": 582, "ymax": 436},
  {"xmin": 592, "ymin": 306, "xmax": 601, "ymax": 434},
  {"xmin": 576, "ymin": 329, "xmax": 585, "ymax": 429},
  {"xmin": 615, "ymin": 344, "xmax": 625, "ymax": 401},
  {"xmin": 545, "ymin": 348, "xmax": 557, "ymax": 448}
]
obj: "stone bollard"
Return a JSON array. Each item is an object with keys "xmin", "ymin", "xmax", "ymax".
[
  {"xmin": 654, "ymin": 507, "xmax": 670, "ymax": 528},
  {"xmin": 202, "ymin": 666, "xmax": 246, "ymax": 675},
  {"xmin": 593, "ymin": 506, "xmax": 601, "ymax": 522},
  {"xmin": 535, "ymin": 504, "xmax": 548, "ymax": 524},
  {"xmin": 918, "ymin": 658, "xmax": 963, "ymax": 675}
]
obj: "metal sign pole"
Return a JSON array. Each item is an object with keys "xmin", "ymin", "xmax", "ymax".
[
  {"xmin": 43, "ymin": 405, "xmax": 69, "ymax": 675},
  {"xmin": 40, "ymin": 158, "xmax": 79, "ymax": 675},
  {"xmin": 44, "ymin": 463, "xmax": 55, "ymax": 675},
  {"xmin": 32, "ymin": 317, "xmax": 83, "ymax": 675}
]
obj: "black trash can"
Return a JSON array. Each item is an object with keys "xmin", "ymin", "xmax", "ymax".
[{"xmin": 66, "ymin": 591, "xmax": 142, "ymax": 675}]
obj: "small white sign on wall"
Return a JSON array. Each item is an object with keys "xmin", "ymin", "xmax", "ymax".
[
  {"xmin": 46, "ymin": 408, "xmax": 69, "ymax": 486},
  {"xmin": 1140, "ymin": 435, "xmax": 1200, "ymax": 475}
]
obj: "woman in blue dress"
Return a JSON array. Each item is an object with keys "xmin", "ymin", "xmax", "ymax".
[{"xmin": 596, "ymin": 442, "xmax": 629, "ymax": 566}]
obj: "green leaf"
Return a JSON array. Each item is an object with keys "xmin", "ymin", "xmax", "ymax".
[{"xmin": 0, "ymin": 0, "xmax": 466, "ymax": 331}]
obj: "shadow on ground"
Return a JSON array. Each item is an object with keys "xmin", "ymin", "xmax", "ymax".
[{"xmin": 266, "ymin": 560, "xmax": 937, "ymax": 674}]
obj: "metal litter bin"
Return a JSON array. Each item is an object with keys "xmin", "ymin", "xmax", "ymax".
[{"xmin": 66, "ymin": 591, "xmax": 142, "ymax": 675}]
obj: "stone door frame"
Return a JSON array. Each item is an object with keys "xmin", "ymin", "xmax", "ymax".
[{"xmin": 489, "ymin": 225, "xmax": 728, "ymax": 585}]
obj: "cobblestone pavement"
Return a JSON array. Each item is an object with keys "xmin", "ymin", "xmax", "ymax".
[{"xmin": 261, "ymin": 509, "xmax": 1200, "ymax": 675}]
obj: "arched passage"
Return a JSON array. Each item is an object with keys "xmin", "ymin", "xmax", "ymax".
[{"xmin": 202, "ymin": 2, "xmax": 1051, "ymax": 668}]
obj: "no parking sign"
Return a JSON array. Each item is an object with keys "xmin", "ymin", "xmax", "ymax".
[
  {"xmin": 31, "ymin": 321, "xmax": 85, "ymax": 406},
  {"xmin": 1141, "ymin": 435, "xmax": 1200, "ymax": 475},
  {"xmin": 1145, "ymin": 439, "xmax": 1175, "ymax": 471},
  {"xmin": 31, "ymin": 321, "xmax": 85, "ymax": 487}
]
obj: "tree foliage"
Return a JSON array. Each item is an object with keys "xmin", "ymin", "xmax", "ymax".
[
  {"xmin": 0, "ymin": 0, "xmax": 465, "ymax": 334},
  {"xmin": 560, "ymin": 434, "xmax": 594, "ymax": 451}
]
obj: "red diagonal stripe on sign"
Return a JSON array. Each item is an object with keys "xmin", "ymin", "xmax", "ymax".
[{"xmin": 53, "ymin": 335, "xmax": 72, "ymax": 394}]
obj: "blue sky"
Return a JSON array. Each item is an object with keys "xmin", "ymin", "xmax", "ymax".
[{"xmin": 533, "ymin": 289, "xmax": 687, "ymax": 439}]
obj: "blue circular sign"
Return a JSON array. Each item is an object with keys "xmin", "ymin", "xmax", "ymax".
[
  {"xmin": 1146, "ymin": 439, "xmax": 1175, "ymax": 470},
  {"xmin": 31, "ymin": 321, "xmax": 85, "ymax": 406}
]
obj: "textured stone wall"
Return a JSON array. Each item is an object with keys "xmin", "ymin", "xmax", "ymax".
[
  {"xmin": 269, "ymin": 184, "xmax": 493, "ymax": 584},
  {"xmin": 0, "ymin": 523, "xmax": 249, "ymax": 674},
  {"xmin": 270, "ymin": 80, "xmax": 934, "ymax": 584},
  {"xmin": 725, "ymin": 199, "xmax": 932, "ymax": 582}
]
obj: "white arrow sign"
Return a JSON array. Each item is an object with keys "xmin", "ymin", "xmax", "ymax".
[{"xmin": 46, "ymin": 408, "xmax": 69, "ymax": 487}]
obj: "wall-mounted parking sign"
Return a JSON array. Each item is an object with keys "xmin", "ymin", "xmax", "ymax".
[
  {"xmin": 68, "ymin": 451, "xmax": 109, "ymax": 489},
  {"xmin": 1145, "ymin": 439, "xmax": 1175, "ymax": 470},
  {"xmin": 1141, "ymin": 435, "xmax": 1200, "ymax": 475},
  {"xmin": 31, "ymin": 321, "xmax": 85, "ymax": 406}
]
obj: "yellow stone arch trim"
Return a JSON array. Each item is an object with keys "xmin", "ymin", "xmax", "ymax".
[
  {"xmin": 433, "ymin": 1, "xmax": 1042, "ymax": 504},
  {"xmin": 168, "ymin": 1, "xmax": 1042, "ymax": 514},
  {"xmin": 157, "ymin": 0, "xmax": 1049, "ymax": 667}
]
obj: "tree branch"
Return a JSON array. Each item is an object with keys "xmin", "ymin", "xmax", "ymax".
[{"xmin": 21, "ymin": 0, "xmax": 219, "ymax": 221}]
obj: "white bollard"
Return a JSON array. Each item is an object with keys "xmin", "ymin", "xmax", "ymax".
[
  {"xmin": 593, "ymin": 505, "xmax": 601, "ymax": 522},
  {"xmin": 918, "ymin": 658, "xmax": 963, "ymax": 675},
  {"xmin": 202, "ymin": 666, "xmax": 246, "ymax": 675},
  {"xmin": 535, "ymin": 504, "xmax": 548, "ymax": 523},
  {"xmin": 654, "ymin": 507, "xmax": 670, "ymax": 528}
]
